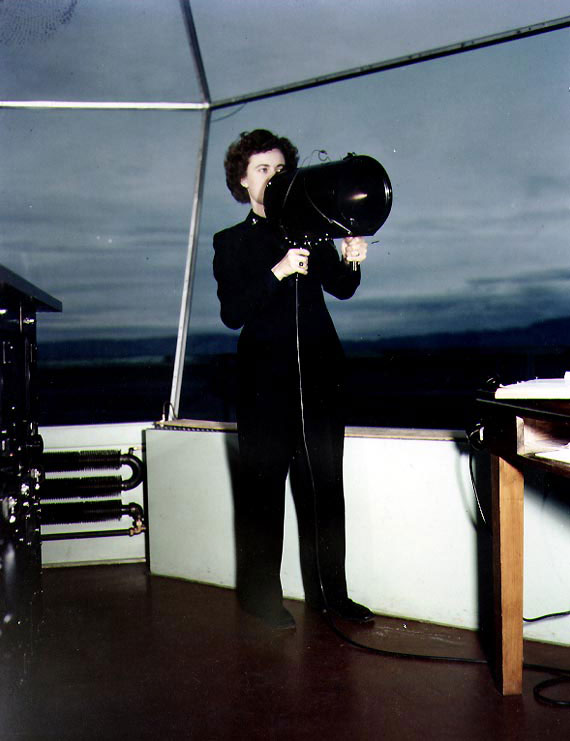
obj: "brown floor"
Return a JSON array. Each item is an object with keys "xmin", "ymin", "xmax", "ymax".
[{"xmin": 4, "ymin": 563, "xmax": 570, "ymax": 740}]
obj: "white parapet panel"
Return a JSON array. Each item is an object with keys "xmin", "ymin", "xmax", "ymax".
[
  {"xmin": 146, "ymin": 426, "xmax": 478, "ymax": 625},
  {"xmin": 146, "ymin": 423, "xmax": 570, "ymax": 646},
  {"xmin": 146, "ymin": 426, "xmax": 240, "ymax": 589}
]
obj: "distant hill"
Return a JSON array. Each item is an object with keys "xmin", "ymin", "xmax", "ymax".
[
  {"xmin": 38, "ymin": 315, "xmax": 570, "ymax": 365},
  {"xmin": 343, "ymin": 316, "xmax": 570, "ymax": 354},
  {"xmin": 38, "ymin": 336, "xmax": 178, "ymax": 364}
]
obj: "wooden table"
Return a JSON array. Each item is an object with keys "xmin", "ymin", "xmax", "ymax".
[{"xmin": 478, "ymin": 394, "xmax": 570, "ymax": 695}]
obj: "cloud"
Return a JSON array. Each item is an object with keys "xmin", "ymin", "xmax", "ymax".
[
  {"xmin": 329, "ymin": 271, "xmax": 570, "ymax": 339},
  {"xmin": 470, "ymin": 270, "xmax": 570, "ymax": 288},
  {"xmin": 2, "ymin": 8, "xmax": 570, "ymax": 353}
]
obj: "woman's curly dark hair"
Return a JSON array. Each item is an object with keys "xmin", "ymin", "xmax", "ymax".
[{"xmin": 224, "ymin": 129, "xmax": 299, "ymax": 203}]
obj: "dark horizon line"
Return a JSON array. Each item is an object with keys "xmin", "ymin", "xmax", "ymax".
[{"xmin": 37, "ymin": 314, "xmax": 570, "ymax": 361}]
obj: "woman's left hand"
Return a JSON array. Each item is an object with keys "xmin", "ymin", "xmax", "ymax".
[{"xmin": 341, "ymin": 236, "xmax": 368, "ymax": 266}]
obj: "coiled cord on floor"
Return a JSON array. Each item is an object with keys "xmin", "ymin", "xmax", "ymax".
[
  {"xmin": 295, "ymin": 272, "xmax": 486, "ymax": 669},
  {"xmin": 293, "ymin": 270, "xmax": 570, "ymax": 707}
]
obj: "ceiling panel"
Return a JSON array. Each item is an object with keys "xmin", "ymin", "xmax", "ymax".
[
  {"xmin": 0, "ymin": 0, "xmax": 201, "ymax": 102},
  {"xmin": 2, "ymin": 1, "xmax": 569, "ymax": 105}
]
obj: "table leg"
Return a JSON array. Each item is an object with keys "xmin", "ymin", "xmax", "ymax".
[{"xmin": 491, "ymin": 454, "xmax": 524, "ymax": 695}]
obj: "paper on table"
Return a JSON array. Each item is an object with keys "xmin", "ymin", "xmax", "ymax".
[
  {"xmin": 534, "ymin": 445, "xmax": 570, "ymax": 464},
  {"xmin": 495, "ymin": 372, "xmax": 570, "ymax": 400}
]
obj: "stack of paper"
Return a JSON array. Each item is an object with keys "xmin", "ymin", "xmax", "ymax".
[{"xmin": 495, "ymin": 373, "xmax": 570, "ymax": 400}]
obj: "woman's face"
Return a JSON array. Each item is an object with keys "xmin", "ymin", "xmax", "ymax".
[{"xmin": 240, "ymin": 148, "xmax": 285, "ymax": 216}]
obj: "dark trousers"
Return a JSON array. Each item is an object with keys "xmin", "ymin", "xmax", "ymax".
[{"xmin": 234, "ymin": 391, "xmax": 348, "ymax": 617}]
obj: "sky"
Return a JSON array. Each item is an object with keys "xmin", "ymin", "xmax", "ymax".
[
  {"xmin": 192, "ymin": 19, "xmax": 570, "ymax": 341},
  {"xmin": 1, "ymin": 0, "xmax": 570, "ymax": 346}
]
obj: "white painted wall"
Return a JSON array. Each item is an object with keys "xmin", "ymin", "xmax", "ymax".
[
  {"xmin": 145, "ymin": 425, "xmax": 570, "ymax": 646},
  {"xmin": 38, "ymin": 422, "xmax": 570, "ymax": 646}
]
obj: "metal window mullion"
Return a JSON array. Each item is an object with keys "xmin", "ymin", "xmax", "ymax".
[
  {"xmin": 0, "ymin": 101, "xmax": 208, "ymax": 110},
  {"xmin": 168, "ymin": 107, "xmax": 211, "ymax": 419},
  {"xmin": 167, "ymin": 0, "xmax": 212, "ymax": 419}
]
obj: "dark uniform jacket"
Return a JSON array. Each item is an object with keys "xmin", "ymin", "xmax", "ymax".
[{"xmin": 213, "ymin": 210, "xmax": 360, "ymax": 425}]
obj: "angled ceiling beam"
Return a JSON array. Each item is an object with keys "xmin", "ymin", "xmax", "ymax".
[
  {"xmin": 212, "ymin": 15, "xmax": 570, "ymax": 110},
  {"xmin": 179, "ymin": 0, "xmax": 211, "ymax": 105}
]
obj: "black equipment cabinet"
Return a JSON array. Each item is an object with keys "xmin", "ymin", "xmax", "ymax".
[{"xmin": 0, "ymin": 265, "xmax": 61, "ymax": 683}]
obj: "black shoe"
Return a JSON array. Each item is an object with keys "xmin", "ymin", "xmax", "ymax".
[
  {"xmin": 327, "ymin": 599, "xmax": 375, "ymax": 624},
  {"xmin": 242, "ymin": 604, "xmax": 296, "ymax": 631},
  {"xmin": 265, "ymin": 607, "xmax": 296, "ymax": 631},
  {"xmin": 305, "ymin": 596, "xmax": 374, "ymax": 624}
]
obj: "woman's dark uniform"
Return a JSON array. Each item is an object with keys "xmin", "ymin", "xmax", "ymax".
[{"xmin": 213, "ymin": 210, "xmax": 361, "ymax": 622}]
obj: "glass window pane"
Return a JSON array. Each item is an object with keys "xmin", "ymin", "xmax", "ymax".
[
  {"xmin": 181, "ymin": 28, "xmax": 570, "ymax": 429},
  {"xmin": 193, "ymin": 0, "xmax": 570, "ymax": 102},
  {"xmin": 0, "ymin": 0, "xmax": 201, "ymax": 102},
  {"xmin": 0, "ymin": 109, "xmax": 202, "ymax": 424}
]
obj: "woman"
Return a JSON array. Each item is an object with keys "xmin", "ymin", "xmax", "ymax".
[{"xmin": 213, "ymin": 129, "xmax": 373, "ymax": 630}]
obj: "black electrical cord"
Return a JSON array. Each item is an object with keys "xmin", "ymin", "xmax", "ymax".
[
  {"xmin": 523, "ymin": 660, "xmax": 570, "ymax": 707},
  {"xmin": 524, "ymin": 609, "xmax": 570, "ymax": 623},
  {"xmin": 161, "ymin": 401, "xmax": 177, "ymax": 422},
  {"xmin": 294, "ymin": 268, "xmax": 487, "ymax": 665},
  {"xmin": 294, "ymin": 275, "xmax": 570, "ymax": 706},
  {"xmin": 467, "ymin": 445, "xmax": 492, "ymax": 531},
  {"xmin": 532, "ymin": 676, "xmax": 570, "ymax": 707},
  {"xmin": 294, "ymin": 269, "xmax": 330, "ymax": 616}
]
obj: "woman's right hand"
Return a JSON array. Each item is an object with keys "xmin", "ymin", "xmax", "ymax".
[{"xmin": 271, "ymin": 248, "xmax": 310, "ymax": 281}]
